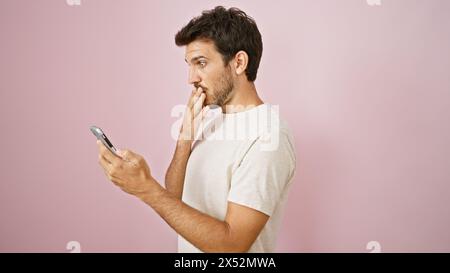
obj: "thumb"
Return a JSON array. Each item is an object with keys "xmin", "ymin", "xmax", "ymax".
[
  {"xmin": 117, "ymin": 149, "xmax": 132, "ymax": 161},
  {"xmin": 120, "ymin": 149, "xmax": 141, "ymax": 164}
]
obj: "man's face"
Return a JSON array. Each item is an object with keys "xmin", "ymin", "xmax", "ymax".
[{"xmin": 185, "ymin": 39, "xmax": 234, "ymax": 106}]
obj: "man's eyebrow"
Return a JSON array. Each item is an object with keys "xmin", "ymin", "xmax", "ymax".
[{"xmin": 184, "ymin": 56, "xmax": 209, "ymax": 63}]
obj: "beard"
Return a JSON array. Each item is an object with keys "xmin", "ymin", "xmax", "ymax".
[{"xmin": 204, "ymin": 67, "xmax": 234, "ymax": 107}]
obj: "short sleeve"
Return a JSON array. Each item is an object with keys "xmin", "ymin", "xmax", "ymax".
[{"xmin": 227, "ymin": 131, "xmax": 296, "ymax": 216}]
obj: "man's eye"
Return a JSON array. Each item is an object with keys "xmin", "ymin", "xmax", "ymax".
[{"xmin": 198, "ymin": 61, "xmax": 206, "ymax": 67}]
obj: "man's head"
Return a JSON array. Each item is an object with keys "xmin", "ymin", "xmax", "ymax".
[{"xmin": 175, "ymin": 6, "xmax": 263, "ymax": 106}]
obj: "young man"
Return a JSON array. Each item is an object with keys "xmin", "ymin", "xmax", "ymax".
[{"xmin": 97, "ymin": 6, "xmax": 296, "ymax": 253}]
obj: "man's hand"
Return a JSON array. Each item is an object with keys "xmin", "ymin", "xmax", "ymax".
[
  {"xmin": 179, "ymin": 87, "xmax": 209, "ymax": 142},
  {"xmin": 97, "ymin": 140, "xmax": 156, "ymax": 198}
]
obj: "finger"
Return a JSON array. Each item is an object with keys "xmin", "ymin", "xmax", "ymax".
[
  {"xmin": 196, "ymin": 86, "xmax": 203, "ymax": 96},
  {"xmin": 120, "ymin": 149, "xmax": 141, "ymax": 166},
  {"xmin": 115, "ymin": 150, "xmax": 130, "ymax": 161},
  {"xmin": 98, "ymin": 154, "xmax": 112, "ymax": 173},
  {"xmin": 102, "ymin": 168, "xmax": 124, "ymax": 187},
  {"xmin": 188, "ymin": 94, "xmax": 199, "ymax": 110},
  {"xmin": 97, "ymin": 141, "xmax": 121, "ymax": 167},
  {"xmin": 193, "ymin": 92, "xmax": 205, "ymax": 116},
  {"xmin": 111, "ymin": 175, "xmax": 125, "ymax": 187},
  {"xmin": 99, "ymin": 156, "xmax": 126, "ymax": 184},
  {"xmin": 120, "ymin": 150, "xmax": 132, "ymax": 161},
  {"xmin": 194, "ymin": 106, "xmax": 209, "ymax": 125},
  {"xmin": 193, "ymin": 106, "xmax": 210, "ymax": 133},
  {"xmin": 99, "ymin": 154, "xmax": 124, "ymax": 180},
  {"xmin": 194, "ymin": 87, "xmax": 204, "ymax": 103},
  {"xmin": 188, "ymin": 88, "xmax": 199, "ymax": 108},
  {"xmin": 188, "ymin": 87, "xmax": 204, "ymax": 108}
]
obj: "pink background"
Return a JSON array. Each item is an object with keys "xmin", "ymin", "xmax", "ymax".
[{"xmin": 1, "ymin": 0, "xmax": 450, "ymax": 252}]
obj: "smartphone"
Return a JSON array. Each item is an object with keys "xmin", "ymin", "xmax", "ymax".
[{"xmin": 90, "ymin": 125, "xmax": 119, "ymax": 155}]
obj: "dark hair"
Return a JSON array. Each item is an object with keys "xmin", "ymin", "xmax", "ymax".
[{"xmin": 175, "ymin": 6, "xmax": 263, "ymax": 82}]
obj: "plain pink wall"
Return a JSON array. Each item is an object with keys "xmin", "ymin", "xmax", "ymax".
[{"xmin": 1, "ymin": 0, "xmax": 449, "ymax": 252}]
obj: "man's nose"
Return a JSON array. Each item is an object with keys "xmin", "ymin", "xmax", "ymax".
[{"xmin": 188, "ymin": 68, "xmax": 201, "ymax": 85}]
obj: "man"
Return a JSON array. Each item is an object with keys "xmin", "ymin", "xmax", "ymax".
[{"xmin": 97, "ymin": 6, "xmax": 296, "ymax": 253}]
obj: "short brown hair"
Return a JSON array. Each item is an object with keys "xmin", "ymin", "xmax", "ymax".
[{"xmin": 175, "ymin": 6, "xmax": 263, "ymax": 82}]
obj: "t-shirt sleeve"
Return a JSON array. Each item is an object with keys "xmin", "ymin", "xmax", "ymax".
[{"xmin": 227, "ymin": 132, "xmax": 296, "ymax": 216}]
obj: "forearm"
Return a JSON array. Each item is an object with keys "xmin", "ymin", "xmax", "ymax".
[
  {"xmin": 164, "ymin": 139, "xmax": 192, "ymax": 199},
  {"xmin": 138, "ymin": 181, "xmax": 240, "ymax": 253}
]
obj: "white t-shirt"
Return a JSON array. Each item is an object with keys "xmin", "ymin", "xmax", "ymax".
[{"xmin": 177, "ymin": 103, "xmax": 296, "ymax": 253}]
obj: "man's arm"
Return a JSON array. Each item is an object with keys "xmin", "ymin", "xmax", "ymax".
[
  {"xmin": 165, "ymin": 87, "xmax": 204, "ymax": 199},
  {"xmin": 164, "ymin": 139, "xmax": 191, "ymax": 199},
  {"xmin": 138, "ymin": 182, "xmax": 269, "ymax": 253}
]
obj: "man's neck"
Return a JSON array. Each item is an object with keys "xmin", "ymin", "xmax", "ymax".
[{"xmin": 221, "ymin": 81, "xmax": 264, "ymax": 113}]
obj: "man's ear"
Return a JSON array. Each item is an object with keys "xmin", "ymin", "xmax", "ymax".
[{"xmin": 233, "ymin": 51, "xmax": 249, "ymax": 77}]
